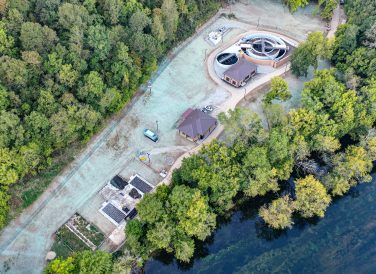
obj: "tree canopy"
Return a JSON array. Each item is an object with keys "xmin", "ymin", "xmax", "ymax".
[{"xmin": 0, "ymin": 0, "xmax": 220, "ymax": 230}]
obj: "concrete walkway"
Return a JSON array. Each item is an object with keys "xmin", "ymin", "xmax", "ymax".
[{"xmin": 327, "ymin": 4, "xmax": 346, "ymax": 39}]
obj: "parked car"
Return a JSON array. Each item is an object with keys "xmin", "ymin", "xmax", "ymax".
[
  {"xmin": 201, "ymin": 105, "xmax": 213, "ymax": 113},
  {"xmin": 340, "ymin": 0, "xmax": 344, "ymax": 5},
  {"xmin": 143, "ymin": 129, "xmax": 159, "ymax": 142}
]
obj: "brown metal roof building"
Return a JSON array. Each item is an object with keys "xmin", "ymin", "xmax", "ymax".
[
  {"xmin": 178, "ymin": 108, "xmax": 217, "ymax": 142},
  {"xmin": 223, "ymin": 57, "xmax": 257, "ymax": 87}
]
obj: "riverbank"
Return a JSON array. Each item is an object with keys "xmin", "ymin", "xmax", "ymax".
[{"xmin": 145, "ymin": 173, "xmax": 376, "ymax": 273}]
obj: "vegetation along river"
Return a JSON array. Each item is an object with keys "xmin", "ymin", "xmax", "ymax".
[{"xmin": 145, "ymin": 173, "xmax": 376, "ymax": 274}]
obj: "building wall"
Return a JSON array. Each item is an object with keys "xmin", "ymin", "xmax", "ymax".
[
  {"xmin": 178, "ymin": 121, "xmax": 217, "ymax": 142},
  {"xmin": 223, "ymin": 71, "xmax": 256, "ymax": 87}
]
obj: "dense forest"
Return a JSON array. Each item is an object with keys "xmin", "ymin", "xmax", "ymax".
[{"xmin": 0, "ymin": 0, "xmax": 220, "ymax": 228}]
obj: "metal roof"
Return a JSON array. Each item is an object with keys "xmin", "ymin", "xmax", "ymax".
[
  {"xmin": 110, "ymin": 175, "xmax": 128, "ymax": 190},
  {"xmin": 129, "ymin": 175, "xmax": 153, "ymax": 193},
  {"xmin": 128, "ymin": 188, "xmax": 141, "ymax": 199},
  {"xmin": 178, "ymin": 109, "xmax": 217, "ymax": 139},
  {"xmin": 223, "ymin": 58, "xmax": 257, "ymax": 82},
  {"xmin": 101, "ymin": 203, "xmax": 126, "ymax": 224}
]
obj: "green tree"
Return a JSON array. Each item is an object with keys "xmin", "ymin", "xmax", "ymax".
[
  {"xmin": 102, "ymin": 0, "xmax": 124, "ymax": 25},
  {"xmin": 312, "ymin": 135, "xmax": 340, "ymax": 153},
  {"xmin": 44, "ymin": 52, "xmax": 63, "ymax": 75},
  {"xmin": 58, "ymin": 3, "xmax": 89, "ymax": 30},
  {"xmin": 45, "ymin": 256, "xmax": 76, "ymax": 274},
  {"xmin": 74, "ymin": 106, "xmax": 101, "ymax": 139},
  {"xmin": 193, "ymin": 141, "xmax": 241, "ymax": 212},
  {"xmin": 345, "ymin": 47, "xmax": 376, "ymax": 79},
  {"xmin": 301, "ymin": 69, "xmax": 361, "ymax": 138},
  {"xmin": 20, "ymin": 22, "xmax": 57, "ymax": 54},
  {"xmin": 259, "ymin": 195, "xmax": 294, "ymax": 229},
  {"xmin": 21, "ymin": 51, "xmax": 42, "ymax": 65},
  {"xmin": 267, "ymin": 127, "xmax": 294, "ymax": 180},
  {"xmin": 0, "ymin": 21, "xmax": 15, "ymax": 56},
  {"xmin": 151, "ymin": 8, "xmax": 166, "ymax": 42},
  {"xmin": 125, "ymin": 219, "xmax": 149, "ymax": 260},
  {"xmin": 87, "ymin": 25, "xmax": 112, "ymax": 62},
  {"xmin": 264, "ymin": 104, "xmax": 288, "ymax": 129},
  {"xmin": 146, "ymin": 220, "xmax": 174, "ymax": 250},
  {"xmin": 284, "ymin": 0, "xmax": 309, "ymax": 12},
  {"xmin": 364, "ymin": 22, "xmax": 376, "ymax": 49},
  {"xmin": 99, "ymin": 88, "xmax": 122, "ymax": 113},
  {"xmin": 324, "ymin": 145, "xmax": 373, "ymax": 196},
  {"xmin": 49, "ymin": 109, "xmax": 77, "ymax": 148},
  {"xmin": 242, "ymin": 146, "xmax": 279, "ymax": 197},
  {"xmin": 218, "ymin": 107, "xmax": 263, "ymax": 145},
  {"xmin": 263, "ymin": 76, "xmax": 291, "ymax": 105},
  {"xmin": 318, "ymin": 0, "xmax": 337, "ymax": 20},
  {"xmin": 0, "ymin": 148, "xmax": 20, "ymax": 186},
  {"xmin": 0, "ymin": 56, "xmax": 29, "ymax": 89},
  {"xmin": 0, "ymin": 85, "xmax": 9, "ymax": 111},
  {"xmin": 76, "ymin": 251, "xmax": 113, "ymax": 274},
  {"xmin": 24, "ymin": 111, "xmax": 51, "ymax": 142},
  {"xmin": 331, "ymin": 24, "xmax": 359, "ymax": 71},
  {"xmin": 111, "ymin": 252, "xmax": 135, "ymax": 274},
  {"xmin": 0, "ymin": 190, "xmax": 10, "ymax": 230},
  {"xmin": 170, "ymin": 185, "xmax": 216, "ymax": 240},
  {"xmin": 4, "ymin": 8, "xmax": 24, "ymax": 36},
  {"xmin": 120, "ymin": 0, "xmax": 146, "ymax": 23},
  {"xmin": 35, "ymin": 0, "xmax": 61, "ymax": 26},
  {"xmin": 19, "ymin": 142, "xmax": 43, "ymax": 175},
  {"xmin": 0, "ymin": 111, "xmax": 24, "ymax": 148},
  {"xmin": 161, "ymin": 0, "xmax": 179, "ymax": 42},
  {"xmin": 172, "ymin": 231, "xmax": 195, "ymax": 263},
  {"xmin": 37, "ymin": 89, "xmax": 58, "ymax": 117},
  {"xmin": 129, "ymin": 10, "xmax": 151, "ymax": 33},
  {"xmin": 291, "ymin": 32, "xmax": 330, "ymax": 77},
  {"xmin": 58, "ymin": 64, "xmax": 79, "ymax": 88},
  {"xmin": 294, "ymin": 175, "xmax": 331, "ymax": 218},
  {"xmin": 137, "ymin": 192, "xmax": 165, "ymax": 224},
  {"xmin": 77, "ymin": 71, "xmax": 105, "ymax": 106}
]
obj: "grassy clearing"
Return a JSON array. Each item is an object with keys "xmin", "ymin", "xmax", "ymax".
[
  {"xmin": 54, "ymin": 225, "xmax": 90, "ymax": 257},
  {"xmin": 72, "ymin": 214, "xmax": 105, "ymax": 247},
  {"xmin": 50, "ymin": 237, "xmax": 75, "ymax": 259},
  {"xmin": 51, "ymin": 214, "xmax": 105, "ymax": 258},
  {"xmin": 8, "ymin": 144, "xmax": 82, "ymax": 221}
]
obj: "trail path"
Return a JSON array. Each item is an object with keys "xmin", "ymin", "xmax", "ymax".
[{"xmin": 327, "ymin": 4, "xmax": 346, "ymax": 38}]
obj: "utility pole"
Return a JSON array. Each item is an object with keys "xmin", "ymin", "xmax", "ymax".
[
  {"xmin": 146, "ymin": 152, "xmax": 151, "ymax": 164},
  {"xmin": 243, "ymin": 87, "xmax": 246, "ymax": 99},
  {"xmin": 156, "ymin": 120, "xmax": 159, "ymax": 133}
]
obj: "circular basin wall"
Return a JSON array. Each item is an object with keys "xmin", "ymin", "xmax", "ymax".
[{"xmin": 239, "ymin": 33, "xmax": 288, "ymax": 61}]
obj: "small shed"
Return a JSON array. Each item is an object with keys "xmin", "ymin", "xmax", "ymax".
[
  {"xmin": 129, "ymin": 175, "xmax": 153, "ymax": 194},
  {"xmin": 110, "ymin": 175, "xmax": 128, "ymax": 190},
  {"xmin": 178, "ymin": 108, "xmax": 217, "ymax": 142},
  {"xmin": 223, "ymin": 58, "xmax": 257, "ymax": 87}
]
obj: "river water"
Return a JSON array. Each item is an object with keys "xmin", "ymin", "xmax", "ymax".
[{"xmin": 145, "ymin": 174, "xmax": 376, "ymax": 274}]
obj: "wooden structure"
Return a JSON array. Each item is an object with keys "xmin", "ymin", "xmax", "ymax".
[
  {"xmin": 178, "ymin": 108, "xmax": 217, "ymax": 142},
  {"xmin": 223, "ymin": 57, "xmax": 257, "ymax": 87}
]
